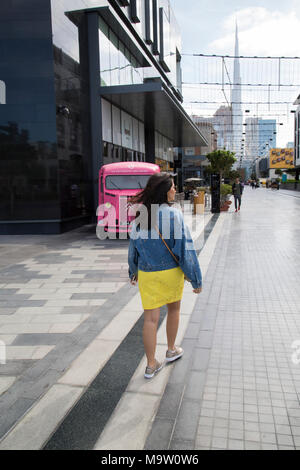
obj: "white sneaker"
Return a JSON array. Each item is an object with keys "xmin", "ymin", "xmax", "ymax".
[
  {"xmin": 165, "ymin": 346, "xmax": 184, "ymax": 363},
  {"xmin": 144, "ymin": 360, "xmax": 163, "ymax": 379}
]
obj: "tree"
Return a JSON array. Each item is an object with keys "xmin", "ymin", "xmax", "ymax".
[
  {"xmin": 227, "ymin": 169, "xmax": 241, "ymax": 181},
  {"xmin": 205, "ymin": 150, "xmax": 236, "ymax": 181}
]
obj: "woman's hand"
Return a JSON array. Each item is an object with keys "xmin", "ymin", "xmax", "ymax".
[
  {"xmin": 130, "ymin": 275, "xmax": 138, "ymax": 286},
  {"xmin": 193, "ymin": 287, "xmax": 202, "ymax": 294}
]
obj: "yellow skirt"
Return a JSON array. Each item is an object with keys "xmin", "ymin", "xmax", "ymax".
[{"xmin": 138, "ymin": 267, "xmax": 184, "ymax": 310}]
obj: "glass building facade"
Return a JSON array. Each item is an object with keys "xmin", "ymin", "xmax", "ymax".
[
  {"xmin": 99, "ymin": 16, "xmax": 144, "ymax": 87},
  {"xmin": 258, "ymin": 119, "xmax": 277, "ymax": 157},
  {"xmin": 0, "ymin": 0, "xmax": 205, "ymax": 234},
  {"xmin": 0, "ymin": 0, "xmax": 59, "ymax": 232}
]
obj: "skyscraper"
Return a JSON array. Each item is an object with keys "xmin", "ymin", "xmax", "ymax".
[
  {"xmin": 258, "ymin": 120, "xmax": 277, "ymax": 157},
  {"xmin": 245, "ymin": 117, "xmax": 259, "ymax": 161},
  {"xmin": 212, "ymin": 106, "xmax": 232, "ymax": 150},
  {"xmin": 231, "ymin": 23, "xmax": 243, "ymax": 165}
]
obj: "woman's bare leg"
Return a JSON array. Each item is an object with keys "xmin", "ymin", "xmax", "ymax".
[
  {"xmin": 166, "ymin": 300, "xmax": 181, "ymax": 351},
  {"xmin": 143, "ymin": 308, "xmax": 160, "ymax": 368}
]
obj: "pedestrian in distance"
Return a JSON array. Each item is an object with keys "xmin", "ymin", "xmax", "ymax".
[
  {"xmin": 128, "ymin": 173, "xmax": 202, "ymax": 379},
  {"xmin": 232, "ymin": 177, "xmax": 244, "ymax": 212},
  {"xmin": 251, "ymin": 180, "xmax": 255, "ymax": 189}
]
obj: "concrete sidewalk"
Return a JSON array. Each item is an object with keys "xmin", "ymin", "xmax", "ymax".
[
  {"xmin": 1, "ymin": 187, "xmax": 300, "ymax": 450},
  {"xmin": 144, "ymin": 187, "xmax": 300, "ymax": 450}
]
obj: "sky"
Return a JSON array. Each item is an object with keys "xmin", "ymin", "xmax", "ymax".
[
  {"xmin": 171, "ymin": 0, "xmax": 300, "ymax": 147},
  {"xmin": 171, "ymin": 0, "xmax": 300, "ymax": 56}
]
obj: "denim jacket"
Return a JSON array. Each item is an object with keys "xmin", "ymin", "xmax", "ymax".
[{"xmin": 128, "ymin": 204, "xmax": 202, "ymax": 289}]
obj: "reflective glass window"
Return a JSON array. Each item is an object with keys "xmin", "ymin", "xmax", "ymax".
[
  {"xmin": 99, "ymin": 18, "xmax": 143, "ymax": 87},
  {"xmin": 109, "ymin": 30, "xmax": 120, "ymax": 86},
  {"xmin": 99, "ymin": 18, "xmax": 111, "ymax": 86},
  {"xmin": 119, "ymin": 42, "xmax": 127, "ymax": 85},
  {"xmin": 125, "ymin": 47, "xmax": 132, "ymax": 85}
]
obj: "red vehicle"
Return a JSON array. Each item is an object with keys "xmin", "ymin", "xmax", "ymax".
[{"xmin": 97, "ymin": 162, "xmax": 160, "ymax": 233}]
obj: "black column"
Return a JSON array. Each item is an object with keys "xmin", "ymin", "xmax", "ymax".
[
  {"xmin": 144, "ymin": 94, "xmax": 156, "ymax": 164},
  {"xmin": 79, "ymin": 12, "xmax": 103, "ymax": 220},
  {"xmin": 145, "ymin": 125, "xmax": 156, "ymax": 164},
  {"xmin": 211, "ymin": 173, "xmax": 221, "ymax": 213},
  {"xmin": 179, "ymin": 151, "xmax": 184, "ymax": 193}
]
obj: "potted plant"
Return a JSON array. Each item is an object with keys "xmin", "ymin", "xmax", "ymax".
[{"xmin": 220, "ymin": 184, "xmax": 232, "ymax": 211}]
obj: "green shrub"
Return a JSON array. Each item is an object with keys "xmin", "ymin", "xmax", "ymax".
[{"xmin": 221, "ymin": 184, "xmax": 232, "ymax": 196}]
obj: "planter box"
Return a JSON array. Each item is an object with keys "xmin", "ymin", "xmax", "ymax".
[{"xmin": 280, "ymin": 182, "xmax": 300, "ymax": 191}]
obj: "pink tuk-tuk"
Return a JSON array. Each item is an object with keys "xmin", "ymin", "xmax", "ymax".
[{"xmin": 97, "ymin": 162, "xmax": 160, "ymax": 233}]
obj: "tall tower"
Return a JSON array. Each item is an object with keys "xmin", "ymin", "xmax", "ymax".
[{"xmin": 231, "ymin": 22, "xmax": 243, "ymax": 166}]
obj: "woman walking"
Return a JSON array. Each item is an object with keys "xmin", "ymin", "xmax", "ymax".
[{"xmin": 128, "ymin": 173, "xmax": 202, "ymax": 379}]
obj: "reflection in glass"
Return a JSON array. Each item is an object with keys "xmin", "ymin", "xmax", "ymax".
[
  {"xmin": 0, "ymin": 80, "xmax": 6, "ymax": 104},
  {"xmin": 54, "ymin": 43, "xmax": 92, "ymax": 219},
  {"xmin": 110, "ymin": 30, "xmax": 120, "ymax": 86},
  {"xmin": 119, "ymin": 41, "xmax": 127, "ymax": 85},
  {"xmin": 0, "ymin": 122, "xmax": 59, "ymax": 220},
  {"xmin": 99, "ymin": 18, "xmax": 111, "ymax": 86},
  {"xmin": 99, "ymin": 18, "xmax": 143, "ymax": 87}
]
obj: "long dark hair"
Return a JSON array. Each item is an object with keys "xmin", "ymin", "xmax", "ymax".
[{"xmin": 129, "ymin": 172, "xmax": 174, "ymax": 229}]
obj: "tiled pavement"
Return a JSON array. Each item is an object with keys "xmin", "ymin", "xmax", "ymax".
[
  {"xmin": 0, "ymin": 225, "xmax": 133, "ymax": 442},
  {"xmin": 1, "ymin": 187, "xmax": 300, "ymax": 450},
  {"xmin": 0, "ymin": 204, "xmax": 212, "ymax": 449},
  {"xmin": 145, "ymin": 187, "xmax": 300, "ymax": 450}
]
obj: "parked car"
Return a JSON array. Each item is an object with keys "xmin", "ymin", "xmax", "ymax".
[{"xmin": 270, "ymin": 179, "xmax": 280, "ymax": 190}]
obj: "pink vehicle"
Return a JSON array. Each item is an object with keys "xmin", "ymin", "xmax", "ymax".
[{"xmin": 97, "ymin": 162, "xmax": 160, "ymax": 233}]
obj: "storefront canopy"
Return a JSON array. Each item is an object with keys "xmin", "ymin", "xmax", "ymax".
[{"xmin": 100, "ymin": 80, "xmax": 208, "ymax": 148}]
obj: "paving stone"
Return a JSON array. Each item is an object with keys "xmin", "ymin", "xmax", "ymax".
[
  {"xmin": 0, "ymin": 398, "xmax": 35, "ymax": 439},
  {"xmin": 172, "ymin": 400, "xmax": 202, "ymax": 442},
  {"xmin": 70, "ymin": 293, "xmax": 111, "ymax": 300},
  {"xmin": 191, "ymin": 348, "xmax": 210, "ymax": 371},
  {"xmin": 213, "ymin": 427, "xmax": 228, "ymax": 438},
  {"xmin": 276, "ymin": 434, "xmax": 294, "ymax": 447},
  {"xmin": 11, "ymin": 334, "xmax": 64, "ymax": 346},
  {"xmin": 0, "ymin": 360, "xmax": 36, "ymax": 377},
  {"xmin": 244, "ymin": 441, "xmax": 261, "ymax": 450},
  {"xmin": 155, "ymin": 383, "xmax": 185, "ymax": 421},
  {"xmin": 227, "ymin": 439, "xmax": 244, "ymax": 450},
  {"xmin": 261, "ymin": 433, "xmax": 277, "ymax": 444},
  {"xmin": 195, "ymin": 434, "xmax": 212, "ymax": 448},
  {"xmin": 197, "ymin": 331, "xmax": 214, "ymax": 349},
  {"xmin": 170, "ymin": 439, "xmax": 195, "ymax": 450},
  {"xmin": 0, "ymin": 309, "xmax": 17, "ymax": 315},
  {"xmin": 211, "ymin": 436, "xmax": 227, "ymax": 449},
  {"xmin": 185, "ymin": 371, "xmax": 206, "ymax": 401},
  {"xmin": 184, "ymin": 322, "xmax": 201, "ymax": 339}
]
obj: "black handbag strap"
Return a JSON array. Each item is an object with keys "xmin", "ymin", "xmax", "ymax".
[{"xmin": 154, "ymin": 225, "xmax": 179, "ymax": 264}]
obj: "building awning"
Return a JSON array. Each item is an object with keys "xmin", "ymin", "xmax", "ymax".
[{"xmin": 100, "ymin": 80, "xmax": 208, "ymax": 147}]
